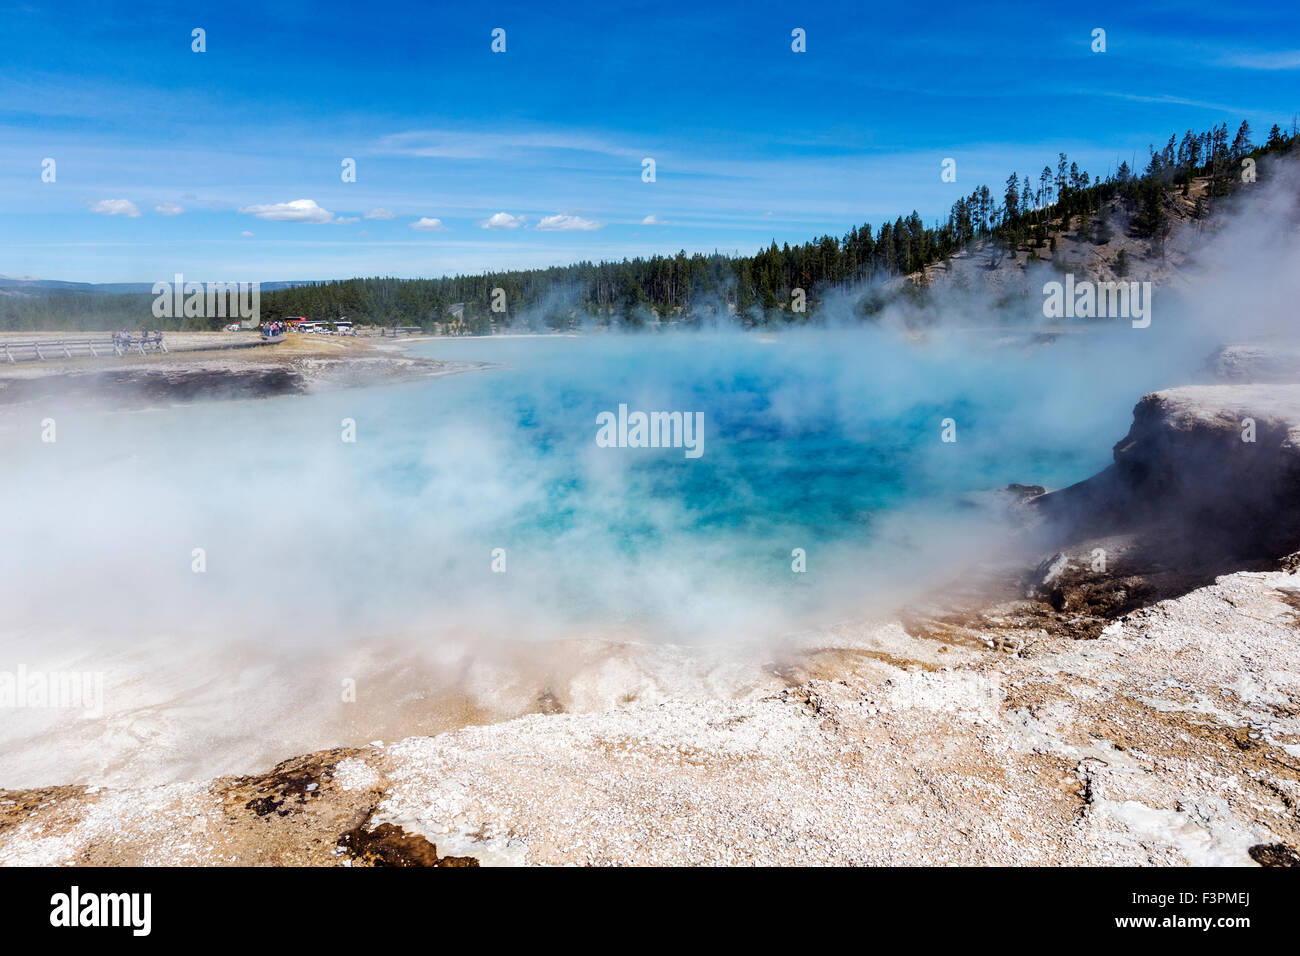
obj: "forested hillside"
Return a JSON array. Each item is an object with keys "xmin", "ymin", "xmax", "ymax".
[{"xmin": 3, "ymin": 121, "xmax": 1295, "ymax": 333}]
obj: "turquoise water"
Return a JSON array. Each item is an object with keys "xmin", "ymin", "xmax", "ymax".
[{"xmin": 2, "ymin": 327, "xmax": 1193, "ymax": 643}]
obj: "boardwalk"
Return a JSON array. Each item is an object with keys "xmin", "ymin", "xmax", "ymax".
[
  {"xmin": 0, "ymin": 331, "xmax": 298, "ymax": 364},
  {"xmin": 1, "ymin": 333, "xmax": 166, "ymax": 363}
]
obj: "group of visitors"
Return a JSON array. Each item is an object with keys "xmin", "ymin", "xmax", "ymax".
[{"xmin": 112, "ymin": 329, "xmax": 162, "ymax": 351}]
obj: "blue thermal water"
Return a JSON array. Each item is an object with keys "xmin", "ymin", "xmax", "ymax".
[{"xmin": 1, "ymin": 328, "xmax": 1192, "ymax": 643}]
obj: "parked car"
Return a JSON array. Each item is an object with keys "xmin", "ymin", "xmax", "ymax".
[{"xmin": 223, "ymin": 323, "xmax": 241, "ymax": 332}]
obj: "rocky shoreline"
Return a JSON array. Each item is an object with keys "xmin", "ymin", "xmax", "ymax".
[
  {"xmin": 0, "ymin": 334, "xmax": 491, "ymax": 407},
  {"xmin": 2, "ymin": 344, "xmax": 1299, "ymax": 866},
  {"xmin": 3, "ymin": 549, "xmax": 1297, "ymax": 865}
]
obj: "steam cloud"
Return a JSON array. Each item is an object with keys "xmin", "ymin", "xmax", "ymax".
[{"xmin": 2, "ymin": 157, "xmax": 1297, "ymax": 788}]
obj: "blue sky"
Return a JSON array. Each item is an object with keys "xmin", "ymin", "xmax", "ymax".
[{"xmin": 0, "ymin": 0, "xmax": 1297, "ymax": 283}]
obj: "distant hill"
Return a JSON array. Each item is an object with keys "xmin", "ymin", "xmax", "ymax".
[
  {"xmin": 912, "ymin": 174, "xmax": 1214, "ymax": 295},
  {"xmin": 0, "ymin": 276, "xmax": 154, "ymax": 296},
  {"xmin": 0, "ymin": 277, "xmax": 316, "ymax": 298}
]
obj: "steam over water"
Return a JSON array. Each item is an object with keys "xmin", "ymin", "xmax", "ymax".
[
  {"xmin": 3, "ymin": 329, "xmax": 1193, "ymax": 638},
  {"xmin": 0, "ymin": 326, "xmax": 1209, "ymax": 785}
]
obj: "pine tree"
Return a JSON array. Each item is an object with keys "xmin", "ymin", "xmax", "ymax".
[{"xmin": 1231, "ymin": 121, "xmax": 1252, "ymax": 161}]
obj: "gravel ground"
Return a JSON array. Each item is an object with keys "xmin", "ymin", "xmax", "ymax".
[{"xmin": 2, "ymin": 566, "xmax": 1296, "ymax": 866}]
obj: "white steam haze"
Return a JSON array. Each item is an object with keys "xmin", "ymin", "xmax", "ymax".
[{"xmin": 1, "ymin": 157, "xmax": 1298, "ymax": 789}]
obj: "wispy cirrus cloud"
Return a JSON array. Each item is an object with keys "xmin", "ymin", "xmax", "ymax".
[
  {"xmin": 364, "ymin": 207, "xmax": 396, "ymax": 220},
  {"xmin": 372, "ymin": 129, "xmax": 643, "ymax": 161},
  {"xmin": 90, "ymin": 199, "xmax": 141, "ymax": 218},
  {"xmin": 1085, "ymin": 89, "xmax": 1264, "ymax": 118},
  {"xmin": 1218, "ymin": 49, "xmax": 1300, "ymax": 71}
]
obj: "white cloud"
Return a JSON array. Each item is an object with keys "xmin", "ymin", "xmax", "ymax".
[
  {"xmin": 640, "ymin": 214, "xmax": 668, "ymax": 225},
  {"xmin": 480, "ymin": 211, "xmax": 526, "ymax": 230},
  {"xmin": 537, "ymin": 213, "xmax": 600, "ymax": 231},
  {"xmin": 90, "ymin": 199, "xmax": 141, "ymax": 218},
  {"xmin": 365, "ymin": 207, "xmax": 396, "ymax": 220},
  {"xmin": 154, "ymin": 201, "xmax": 184, "ymax": 216},
  {"xmin": 238, "ymin": 198, "xmax": 337, "ymax": 223},
  {"xmin": 240, "ymin": 231, "xmax": 254, "ymax": 237},
  {"xmin": 410, "ymin": 217, "xmax": 449, "ymax": 231},
  {"xmin": 334, "ymin": 217, "xmax": 360, "ymax": 224}
]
